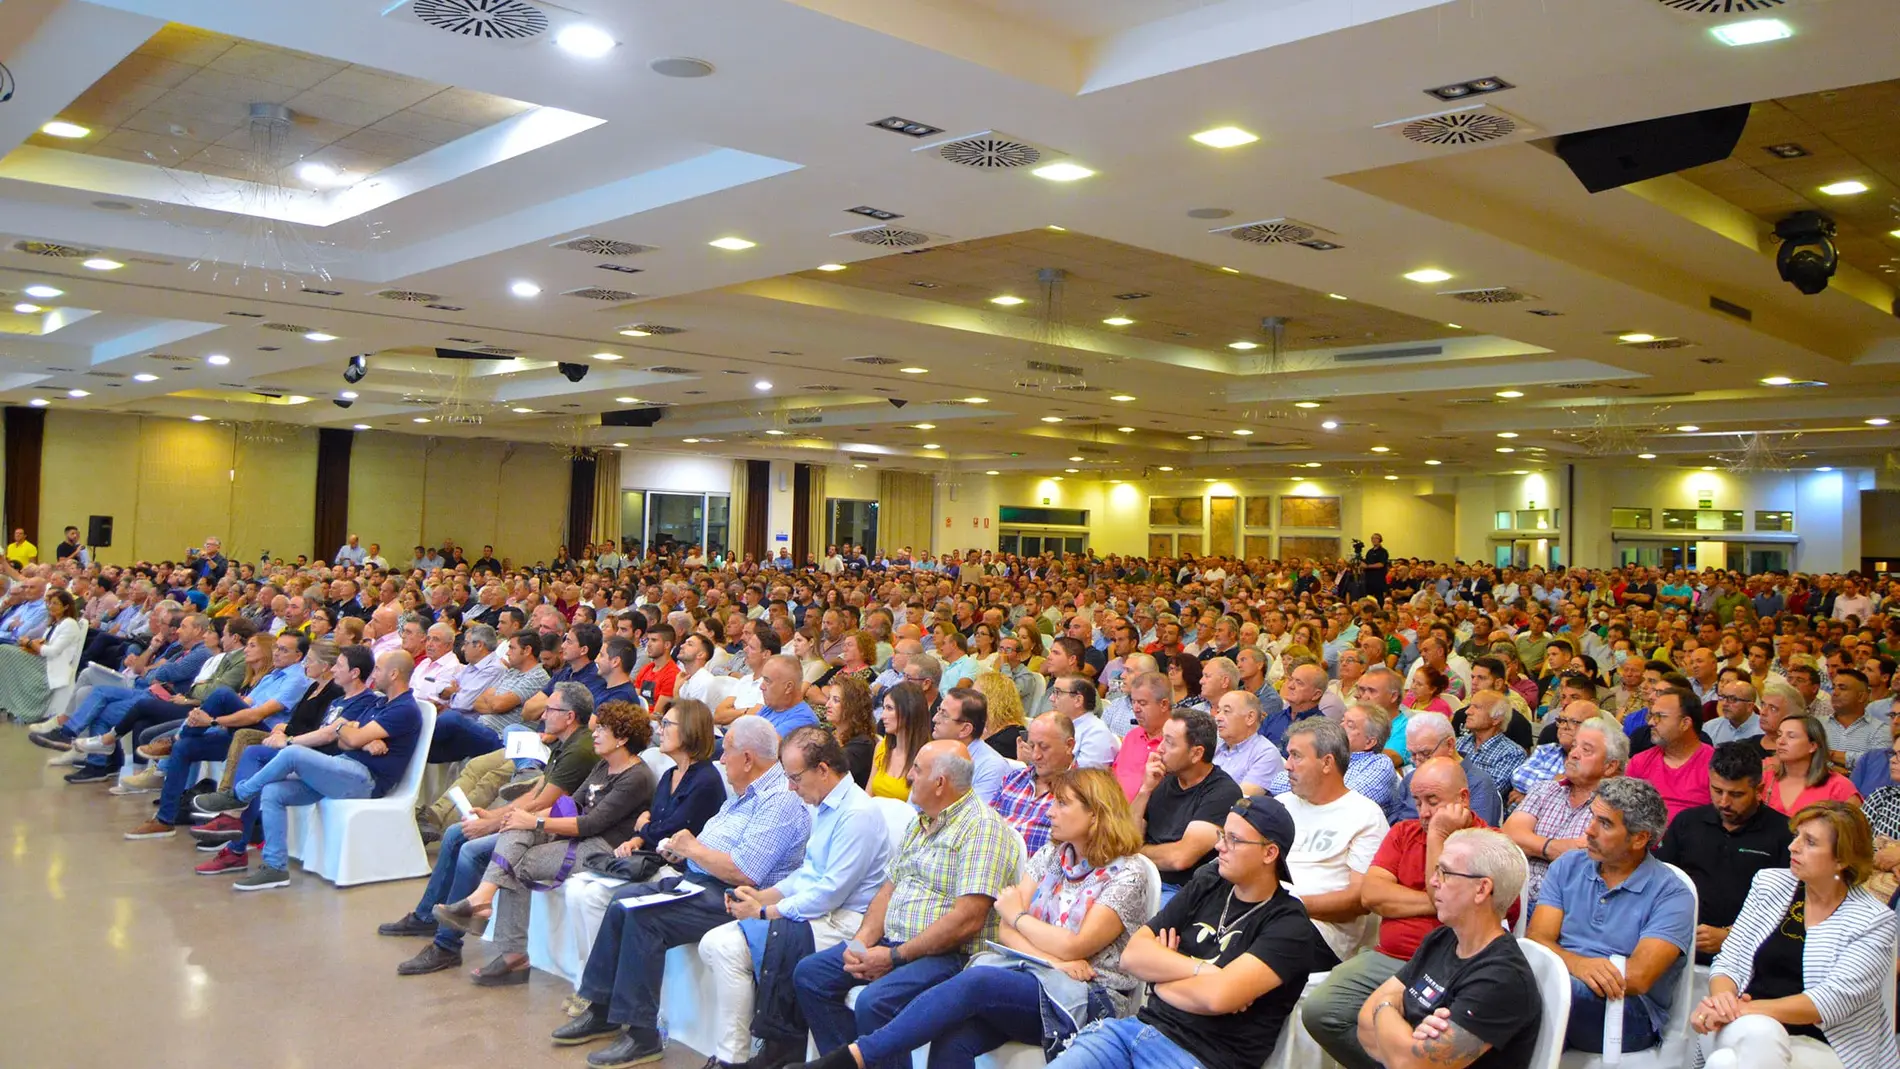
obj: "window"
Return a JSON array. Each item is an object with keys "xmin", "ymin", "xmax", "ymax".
[
  {"xmin": 1515, "ymin": 509, "xmax": 1552, "ymax": 531},
  {"xmin": 825, "ymin": 499, "xmax": 879, "ymax": 554},
  {"xmin": 1662, "ymin": 508, "xmax": 1744, "ymax": 532},
  {"xmin": 1755, "ymin": 510, "xmax": 1794, "ymax": 532},
  {"xmin": 1495, "ymin": 511, "xmax": 1512, "ymax": 531},
  {"xmin": 1000, "ymin": 505, "xmax": 1089, "ymax": 526},
  {"xmin": 634, "ymin": 491, "xmax": 730, "ymax": 556},
  {"xmin": 1611, "ymin": 507, "xmax": 1652, "ymax": 530}
]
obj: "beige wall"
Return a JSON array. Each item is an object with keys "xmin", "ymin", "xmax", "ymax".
[{"xmin": 346, "ymin": 433, "xmax": 569, "ymax": 568}]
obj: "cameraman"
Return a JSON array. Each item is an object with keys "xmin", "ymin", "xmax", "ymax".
[{"xmin": 1361, "ymin": 533, "xmax": 1389, "ymax": 597}]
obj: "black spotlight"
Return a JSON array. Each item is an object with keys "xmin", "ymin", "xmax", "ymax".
[
  {"xmin": 1775, "ymin": 211, "xmax": 1839, "ymax": 296},
  {"xmin": 332, "ymin": 398, "xmax": 353, "ymax": 410},
  {"xmin": 343, "ymin": 353, "xmax": 368, "ymax": 384},
  {"xmin": 887, "ymin": 397, "xmax": 908, "ymax": 409},
  {"xmin": 558, "ymin": 361, "xmax": 589, "ymax": 383}
]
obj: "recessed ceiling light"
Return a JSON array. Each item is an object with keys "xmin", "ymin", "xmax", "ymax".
[
  {"xmin": 509, "ymin": 280, "xmax": 541, "ymax": 298},
  {"xmin": 1031, "ymin": 163, "xmax": 1094, "ymax": 182},
  {"xmin": 511, "ymin": 406, "xmax": 534, "ymax": 413},
  {"xmin": 1040, "ymin": 416, "xmax": 1063, "ymax": 423},
  {"xmin": 1327, "ymin": 293, "xmax": 1349, "ymax": 301},
  {"xmin": 1228, "ymin": 341, "xmax": 1258, "ymax": 350},
  {"xmin": 614, "ymin": 396, "xmax": 639, "ymax": 404},
  {"xmin": 922, "ymin": 442, "xmax": 938, "ymax": 448},
  {"xmin": 66, "ymin": 389, "xmax": 89, "ymax": 398},
  {"xmin": 766, "ymin": 429, "xmax": 788, "ymax": 436},
  {"xmin": 339, "ymin": 391, "xmax": 358, "ymax": 400},
  {"xmin": 82, "ymin": 258, "xmax": 123, "ymax": 271},
  {"xmin": 1187, "ymin": 434, "xmax": 1204, "ymax": 441},
  {"xmin": 206, "ymin": 354, "xmax": 230, "ymax": 365},
  {"xmin": 963, "ymin": 396, "xmax": 989, "ymax": 404},
  {"xmin": 296, "ymin": 162, "xmax": 353, "ymax": 187},
  {"xmin": 709, "ymin": 236, "xmax": 757, "ymax": 250},
  {"xmin": 40, "ymin": 121, "xmax": 91, "ymax": 139},
  {"xmin": 1293, "ymin": 401, "xmax": 1322, "ymax": 409},
  {"xmin": 990, "ymin": 295, "xmax": 1025, "ymax": 306},
  {"xmin": 682, "ymin": 438, "xmax": 701, "ymax": 443},
  {"xmin": 413, "ymin": 417, "xmax": 431, "ymax": 423},
  {"xmin": 1064, "ymin": 467, "xmax": 1080, "ymax": 473},
  {"xmin": 353, "ymin": 423, "xmax": 370, "ymax": 430},
  {"xmin": 612, "ymin": 441, "xmax": 629, "ymax": 448},
  {"xmin": 1320, "ymin": 420, "xmax": 1339, "ymax": 430},
  {"xmin": 1424, "ymin": 459, "xmax": 1441, "ymax": 465},
  {"xmin": 1158, "ymin": 466, "xmax": 1175, "ymax": 472},
  {"xmin": 1701, "ymin": 465, "xmax": 1717, "ymax": 471},
  {"xmin": 1303, "ymin": 462, "xmax": 1322, "ymax": 468},
  {"xmin": 1496, "ymin": 446, "xmax": 1515, "ymax": 453},
  {"xmin": 754, "ymin": 380, "xmax": 772, "ymax": 391},
  {"xmin": 1446, "ymin": 323, "xmax": 1463, "ymax": 330},
  {"xmin": 984, "ymin": 469, "xmax": 1000, "ymax": 475},
  {"xmin": 1370, "ymin": 446, "xmax": 1390, "ymax": 453},
  {"xmin": 854, "ymin": 463, "xmax": 868, "ymax": 469},
  {"xmin": 304, "ymin": 332, "xmax": 336, "ymax": 342},
  {"xmin": 554, "ymin": 23, "xmax": 618, "ymax": 57},
  {"xmin": 593, "ymin": 352, "xmax": 623, "ymax": 361},
  {"xmin": 133, "ymin": 373, "xmax": 158, "ymax": 383},
  {"xmin": 22, "ymin": 285, "xmax": 62, "ymax": 299},
  {"xmin": 1819, "ymin": 180, "xmax": 1869, "ymax": 196},
  {"xmin": 618, "ymin": 328, "xmax": 652, "ymax": 338},
  {"xmin": 1191, "ymin": 126, "xmax": 1259, "ymax": 149},
  {"xmin": 1232, "ymin": 429, "xmax": 1254, "ymax": 436},
  {"xmin": 1496, "ymin": 431, "xmax": 1518, "ymax": 438},
  {"xmin": 1496, "ymin": 390, "xmax": 1523, "ymax": 399},
  {"xmin": 1817, "ymin": 466, "xmax": 1834, "ymax": 472},
  {"xmin": 1677, "ymin": 424, "xmax": 1700, "ymax": 432},
  {"xmin": 914, "ymin": 423, "xmax": 936, "ymax": 430},
  {"xmin": 187, "ymin": 413, "xmax": 207, "ymax": 421},
  {"xmin": 1760, "ymin": 376, "xmax": 1794, "ymax": 386},
  {"xmin": 1618, "ymin": 333, "xmax": 1656, "ymax": 344},
  {"xmin": 1384, "ymin": 474, "xmax": 1399, "ymax": 481},
  {"xmin": 1712, "ymin": 18, "xmax": 1793, "ymax": 47},
  {"xmin": 1102, "ymin": 316, "xmax": 1134, "ymax": 326},
  {"xmin": 1638, "ymin": 453, "xmax": 1657, "ymax": 460},
  {"xmin": 1866, "ymin": 418, "xmax": 1891, "ymax": 426},
  {"xmin": 12, "ymin": 303, "xmax": 41, "ymax": 314},
  {"xmin": 1068, "ymin": 455, "xmax": 1084, "ymax": 462},
  {"xmin": 1219, "ymin": 267, "xmax": 1240, "ymax": 274},
  {"xmin": 899, "ymin": 367, "xmax": 929, "ymax": 374},
  {"xmin": 816, "ymin": 264, "xmax": 847, "ymax": 272},
  {"xmin": 1109, "ymin": 394, "xmax": 1136, "ymax": 402},
  {"xmin": 1117, "ymin": 426, "xmax": 1134, "ymax": 433},
  {"xmin": 1404, "ymin": 268, "xmax": 1453, "ymax": 284}
]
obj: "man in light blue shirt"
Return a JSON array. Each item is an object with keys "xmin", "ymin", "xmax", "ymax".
[
  {"xmin": 757, "ymin": 655, "xmax": 820, "ymax": 735},
  {"xmin": 333, "ymin": 534, "xmax": 367, "ymax": 567},
  {"xmin": 932, "ymin": 686, "xmax": 1009, "ymax": 803},
  {"xmin": 699, "ymin": 726, "xmax": 893, "ymax": 1068}
]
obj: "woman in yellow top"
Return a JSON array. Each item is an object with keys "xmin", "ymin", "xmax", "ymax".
[{"xmin": 868, "ymin": 681, "xmax": 933, "ymax": 801}]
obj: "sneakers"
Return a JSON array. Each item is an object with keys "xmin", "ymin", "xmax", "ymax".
[
  {"xmin": 27, "ymin": 728, "xmax": 73, "ymax": 751},
  {"xmin": 63, "ymin": 764, "xmax": 114, "ymax": 785},
  {"xmin": 232, "ymin": 866, "xmax": 290, "ymax": 891},
  {"xmin": 395, "ymin": 942, "xmax": 462, "ymax": 976},
  {"xmin": 73, "ymin": 734, "xmax": 117, "ymax": 755},
  {"xmin": 192, "ymin": 790, "xmax": 247, "ymax": 814},
  {"xmin": 136, "ymin": 736, "xmax": 175, "ymax": 761},
  {"xmin": 195, "ymin": 848, "xmax": 250, "ymax": 876},
  {"xmin": 46, "ymin": 749, "xmax": 83, "ymax": 767},
  {"xmin": 378, "ymin": 912, "xmax": 439, "ymax": 937},
  {"xmin": 26, "ymin": 717, "xmax": 66, "ymax": 736},
  {"xmin": 189, "ymin": 814, "xmax": 244, "ymax": 845},
  {"xmin": 109, "ymin": 767, "xmax": 166, "ymax": 795},
  {"xmin": 125, "ymin": 819, "xmax": 177, "ymax": 840}
]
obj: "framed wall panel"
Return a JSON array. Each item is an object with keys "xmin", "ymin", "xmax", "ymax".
[
  {"xmin": 1149, "ymin": 496, "xmax": 1203, "ymax": 527},
  {"xmin": 1149, "ymin": 533, "xmax": 1175, "ymax": 558},
  {"xmin": 1244, "ymin": 497, "xmax": 1273, "ymax": 528},
  {"xmin": 1177, "ymin": 533, "xmax": 1203, "ymax": 557},
  {"xmin": 1208, "ymin": 497, "xmax": 1237, "ymax": 557},
  {"xmin": 1245, "ymin": 535, "xmax": 1274, "ymax": 560},
  {"xmin": 1279, "ymin": 495, "xmax": 1342, "ymax": 529},
  {"xmin": 1280, "ymin": 535, "xmax": 1341, "ymax": 560}
]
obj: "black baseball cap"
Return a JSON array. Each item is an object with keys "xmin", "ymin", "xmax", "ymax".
[{"xmin": 1230, "ymin": 795, "xmax": 1295, "ymax": 883}]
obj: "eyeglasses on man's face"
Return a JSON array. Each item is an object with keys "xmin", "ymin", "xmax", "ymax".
[{"xmin": 1215, "ymin": 829, "xmax": 1268, "ymax": 849}]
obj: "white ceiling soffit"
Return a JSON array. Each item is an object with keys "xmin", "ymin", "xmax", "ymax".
[{"xmin": 1226, "ymin": 356, "xmax": 1633, "ymax": 403}]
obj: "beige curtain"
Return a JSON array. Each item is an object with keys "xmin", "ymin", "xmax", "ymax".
[
  {"xmin": 590, "ymin": 449, "xmax": 621, "ymax": 550},
  {"xmin": 879, "ymin": 471, "xmax": 934, "ymax": 555},
  {"xmin": 807, "ymin": 464, "xmax": 827, "ymax": 558},
  {"xmin": 728, "ymin": 459, "xmax": 749, "ymax": 559}
]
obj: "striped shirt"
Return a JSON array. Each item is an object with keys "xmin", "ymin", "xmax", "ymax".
[
  {"xmin": 1511, "ymin": 741, "xmax": 1567, "ymax": 795},
  {"xmin": 886, "ymin": 790, "xmax": 1020, "ymax": 951},
  {"xmin": 1458, "ymin": 732, "xmax": 1529, "ymax": 804},
  {"xmin": 992, "ymin": 765, "xmax": 1057, "ymax": 855}
]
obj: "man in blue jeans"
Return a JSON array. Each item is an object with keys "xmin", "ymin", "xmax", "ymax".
[
  {"xmin": 123, "ymin": 631, "xmax": 311, "ymax": 839},
  {"xmin": 377, "ymin": 682, "xmax": 599, "ymax": 976},
  {"xmin": 33, "ymin": 611, "xmax": 213, "ymax": 781},
  {"xmin": 193, "ymin": 646, "xmax": 422, "ymax": 891}
]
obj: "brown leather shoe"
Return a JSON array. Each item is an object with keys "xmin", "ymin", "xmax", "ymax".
[
  {"xmin": 137, "ymin": 736, "xmax": 175, "ymax": 760},
  {"xmin": 125, "ymin": 819, "xmax": 177, "ymax": 840}
]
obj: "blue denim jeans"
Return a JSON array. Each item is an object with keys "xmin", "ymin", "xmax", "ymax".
[
  {"xmin": 428, "ymin": 710, "xmax": 504, "ymax": 764},
  {"xmin": 410, "ymin": 821, "xmax": 499, "ymax": 952},
  {"xmin": 235, "ymin": 746, "xmax": 375, "ymax": 870},
  {"xmin": 1566, "ymin": 980, "xmax": 1661, "ymax": 1054},
  {"xmin": 794, "ymin": 941, "xmax": 965, "ymax": 1069},
  {"xmin": 154, "ymin": 725, "xmax": 233, "ymax": 823},
  {"xmin": 1047, "ymin": 1019, "xmax": 1201, "ymax": 1069},
  {"xmin": 855, "ymin": 965, "xmax": 1043, "ymax": 1069},
  {"xmin": 578, "ymin": 879, "xmax": 736, "ymax": 1031}
]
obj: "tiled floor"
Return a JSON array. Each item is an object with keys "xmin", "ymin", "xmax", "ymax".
[{"xmin": 0, "ymin": 726, "xmax": 711, "ymax": 1069}]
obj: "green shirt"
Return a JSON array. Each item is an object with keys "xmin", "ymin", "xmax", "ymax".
[
  {"xmin": 885, "ymin": 790, "xmax": 1020, "ymax": 951},
  {"xmin": 545, "ymin": 727, "xmax": 600, "ymax": 797}
]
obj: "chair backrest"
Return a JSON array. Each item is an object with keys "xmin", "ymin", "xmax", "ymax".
[
  {"xmin": 1650, "ymin": 863, "xmax": 1701, "ymax": 1062},
  {"xmin": 1519, "ymin": 937, "xmax": 1572, "ymax": 1069},
  {"xmin": 390, "ymin": 700, "xmax": 436, "ymax": 799},
  {"xmin": 1021, "ymin": 673, "xmax": 1046, "ymax": 715},
  {"xmin": 639, "ymin": 746, "xmax": 675, "ymax": 778},
  {"xmin": 1512, "ymin": 888, "xmax": 1530, "ymax": 937},
  {"xmin": 872, "ymin": 796, "xmax": 917, "ymax": 851},
  {"xmin": 1132, "ymin": 853, "xmax": 1163, "ymax": 926},
  {"xmin": 702, "ymin": 674, "xmax": 739, "ymax": 708}
]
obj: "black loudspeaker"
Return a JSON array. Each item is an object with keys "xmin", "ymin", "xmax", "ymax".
[
  {"xmin": 601, "ymin": 407, "xmax": 665, "ymax": 428},
  {"xmin": 87, "ymin": 515, "xmax": 113, "ymax": 547},
  {"xmin": 1554, "ymin": 103, "xmax": 1751, "ymax": 194}
]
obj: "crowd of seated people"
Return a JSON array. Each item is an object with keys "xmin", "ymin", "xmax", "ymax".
[{"xmin": 9, "ymin": 533, "xmax": 1900, "ymax": 1069}]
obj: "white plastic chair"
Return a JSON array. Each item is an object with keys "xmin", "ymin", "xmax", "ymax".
[
  {"xmin": 1263, "ymin": 971, "xmax": 1333, "ymax": 1069},
  {"xmin": 699, "ymin": 674, "xmax": 739, "ymax": 710},
  {"xmin": 1558, "ymin": 863, "xmax": 1699, "ymax": 1069},
  {"xmin": 871, "ymin": 796, "xmax": 918, "ymax": 850},
  {"xmin": 41, "ymin": 683, "xmax": 76, "ymax": 724},
  {"xmin": 1513, "ymin": 889, "xmax": 1531, "ymax": 937},
  {"xmin": 1522, "ymin": 937, "xmax": 1573, "ymax": 1069},
  {"xmin": 1021, "ymin": 673, "xmax": 1047, "ymax": 716},
  {"xmin": 296, "ymin": 700, "xmax": 438, "ymax": 886},
  {"xmin": 640, "ymin": 746, "xmax": 675, "ymax": 777}
]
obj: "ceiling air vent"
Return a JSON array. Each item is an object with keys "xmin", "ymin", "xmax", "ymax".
[
  {"xmin": 375, "ymin": 289, "xmax": 441, "ymax": 302},
  {"xmin": 1442, "ymin": 287, "xmax": 1535, "ymax": 304},
  {"xmin": 471, "ymin": 346, "xmax": 521, "ymax": 356},
  {"xmin": 620, "ymin": 324, "xmax": 683, "ymax": 336},
  {"xmin": 849, "ymin": 356, "xmax": 903, "ymax": 366},
  {"xmin": 552, "ymin": 236, "xmax": 652, "ymax": 257},
  {"xmin": 646, "ymin": 365, "xmax": 695, "ymax": 374},
  {"xmin": 394, "ymin": 0, "xmax": 551, "ymax": 42},
  {"xmin": 835, "ymin": 225, "xmax": 935, "ymax": 248},
  {"xmin": 1054, "ymin": 384, "xmax": 1103, "ymax": 392},
  {"xmin": 563, "ymin": 287, "xmax": 639, "ymax": 301},
  {"xmin": 262, "ymin": 323, "xmax": 315, "ymax": 333},
  {"xmin": 12, "ymin": 240, "xmax": 98, "ymax": 258},
  {"xmin": 1026, "ymin": 359, "xmax": 1086, "ymax": 376},
  {"xmin": 1654, "ymin": 0, "xmax": 1785, "ymax": 12},
  {"xmin": 1332, "ymin": 345, "xmax": 1445, "ymax": 364},
  {"xmin": 1447, "ymin": 397, "xmax": 1500, "ymax": 406},
  {"xmin": 85, "ymin": 370, "xmax": 129, "ymax": 379},
  {"xmin": 915, "ymin": 130, "xmax": 1058, "ymax": 171},
  {"xmin": 1211, "ymin": 217, "xmax": 1336, "ymax": 246},
  {"xmin": 787, "ymin": 414, "xmax": 825, "ymax": 425},
  {"xmin": 1378, "ymin": 104, "xmax": 1535, "ymax": 147},
  {"xmin": 802, "ymin": 384, "xmax": 845, "ymax": 392},
  {"xmin": 1619, "ymin": 337, "xmax": 1695, "ymax": 350}
]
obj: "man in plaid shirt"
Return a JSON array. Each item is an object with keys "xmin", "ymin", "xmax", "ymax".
[
  {"xmin": 990, "ymin": 712, "xmax": 1076, "ymax": 854},
  {"xmin": 795, "ymin": 739, "xmax": 1022, "ymax": 1069},
  {"xmin": 1503, "ymin": 711, "xmax": 1626, "ymax": 904},
  {"xmin": 1456, "ymin": 691, "xmax": 1528, "ymax": 814}
]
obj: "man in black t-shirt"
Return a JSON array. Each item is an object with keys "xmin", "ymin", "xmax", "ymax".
[
  {"xmin": 1357, "ymin": 827, "xmax": 1542, "ymax": 1069},
  {"xmin": 1049, "ymin": 796, "xmax": 1313, "ymax": 1069},
  {"xmin": 1655, "ymin": 742, "xmax": 1792, "ymax": 965},
  {"xmin": 1132, "ymin": 708, "xmax": 1243, "ymax": 902}
]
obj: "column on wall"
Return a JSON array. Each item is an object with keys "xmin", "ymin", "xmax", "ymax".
[
  {"xmin": 742, "ymin": 459, "xmax": 769, "ymax": 561},
  {"xmin": 878, "ymin": 470, "xmax": 934, "ymax": 555},
  {"xmin": 3, "ymin": 405, "xmax": 45, "ymax": 545},
  {"xmin": 567, "ymin": 452, "xmax": 597, "ymax": 558},
  {"xmin": 590, "ymin": 449, "xmax": 621, "ymax": 551},
  {"xmin": 313, "ymin": 428, "xmax": 353, "ymax": 563},
  {"xmin": 792, "ymin": 463, "xmax": 812, "ymax": 563}
]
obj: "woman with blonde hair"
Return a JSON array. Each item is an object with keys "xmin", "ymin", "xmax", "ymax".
[
  {"xmin": 1694, "ymin": 801, "xmax": 1897, "ymax": 1069},
  {"xmin": 793, "ymin": 768, "xmax": 1153, "ymax": 1069},
  {"xmin": 974, "ymin": 669, "xmax": 1029, "ymax": 757}
]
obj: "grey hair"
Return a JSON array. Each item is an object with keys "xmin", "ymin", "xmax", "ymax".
[
  {"xmin": 1445, "ymin": 828, "xmax": 1529, "ymax": 918},
  {"xmin": 909, "ymin": 652, "xmax": 943, "ymax": 687},
  {"xmin": 1288, "ymin": 716, "xmax": 1352, "ymax": 775},
  {"xmin": 1594, "ymin": 777, "xmax": 1668, "ymax": 845},
  {"xmin": 725, "ymin": 714, "xmax": 781, "ymax": 761},
  {"xmin": 1349, "ymin": 701, "xmax": 1392, "ymax": 748},
  {"xmin": 931, "ymin": 748, "xmax": 975, "ymax": 792},
  {"xmin": 1127, "ymin": 671, "xmax": 1170, "ymax": 701},
  {"xmin": 398, "ymin": 611, "xmax": 428, "ymax": 632},
  {"xmin": 427, "ymin": 622, "xmax": 456, "ymax": 641},
  {"xmin": 1577, "ymin": 715, "xmax": 1631, "ymax": 769},
  {"xmin": 553, "ymin": 680, "xmax": 595, "ymax": 722},
  {"xmin": 1202, "ymin": 656, "xmax": 1240, "ymax": 690},
  {"xmin": 1123, "ymin": 653, "xmax": 1159, "ymax": 675},
  {"xmin": 463, "ymin": 623, "xmax": 498, "ymax": 654},
  {"xmin": 1405, "ymin": 710, "xmax": 1454, "ymax": 749},
  {"xmin": 1225, "ymin": 689, "xmax": 1263, "ymax": 718},
  {"xmin": 1360, "ymin": 665, "xmax": 1404, "ymax": 704},
  {"xmin": 765, "ymin": 653, "xmax": 801, "ymax": 685}
]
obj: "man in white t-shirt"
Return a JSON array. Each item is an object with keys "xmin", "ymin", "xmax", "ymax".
[
  {"xmin": 1277, "ymin": 716, "xmax": 1390, "ymax": 969},
  {"xmin": 674, "ymin": 634, "xmax": 720, "ymax": 708}
]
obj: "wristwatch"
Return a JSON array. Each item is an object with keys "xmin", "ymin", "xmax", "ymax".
[
  {"xmin": 890, "ymin": 945, "xmax": 907, "ymax": 966},
  {"xmin": 536, "ymin": 816, "xmax": 546, "ymax": 831}
]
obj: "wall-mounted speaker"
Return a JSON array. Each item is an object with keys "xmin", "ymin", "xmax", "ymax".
[
  {"xmin": 88, "ymin": 514, "xmax": 113, "ymax": 547},
  {"xmin": 777, "ymin": 470, "xmax": 788, "ymax": 492}
]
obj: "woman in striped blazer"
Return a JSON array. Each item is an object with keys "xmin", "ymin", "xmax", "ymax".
[{"xmin": 1692, "ymin": 801, "xmax": 1898, "ymax": 1069}]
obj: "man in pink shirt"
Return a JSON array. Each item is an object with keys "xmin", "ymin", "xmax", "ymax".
[
  {"xmin": 1110, "ymin": 672, "xmax": 1172, "ymax": 799},
  {"xmin": 1628, "ymin": 685, "xmax": 1713, "ymax": 827}
]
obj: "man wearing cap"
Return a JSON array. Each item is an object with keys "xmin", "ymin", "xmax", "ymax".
[{"xmin": 1046, "ymin": 795, "xmax": 1316, "ymax": 1069}]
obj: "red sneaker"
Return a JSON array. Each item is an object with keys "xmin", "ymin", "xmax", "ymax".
[
  {"xmin": 194, "ymin": 848, "xmax": 250, "ymax": 876},
  {"xmin": 188, "ymin": 813, "xmax": 244, "ymax": 844}
]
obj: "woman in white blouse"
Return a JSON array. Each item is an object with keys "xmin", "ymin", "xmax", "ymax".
[
  {"xmin": 1692, "ymin": 800, "xmax": 1898, "ymax": 1069},
  {"xmin": 0, "ymin": 586, "xmax": 85, "ymax": 723}
]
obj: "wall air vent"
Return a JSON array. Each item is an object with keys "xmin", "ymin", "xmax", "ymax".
[
  {"xmin": 552, "ymin": 236, "xmax": 652, "ymax": 257},
  {"xmin": 849, "ymin": 356, "xmax": 903, "ymax": 366},
  {"xmin": 1331, "ymin": 345, "xmax": 1445, "ymax": 364},
  {"xmin": 1447, "ymin": 397, "xmax": 1500, "ymax": 406},
  {"xmin": 1026, "ymin": 359, "xmax": 1086, "ymax": 377},
  {"xmin": 471, "ymin": 346, "xmax": 521, "ymax": 356},
  {"xmin": 802, "ymin": 384, "xmax": 845, "ymax": 392},
  {"xmin": 915, "ymin": 130, "xmax": 1059, "ymax": 171},
  {"xmin": 1054, "ymin": 384, "xmax": 1103, "ymax": 392},
  {"xmin": 1654, "ymin": 0, "xmax": 1785, "ymax": 12},
  {"xmin": 374, "ymin": 290, "xmax": 441, "ymax": 302},
  {"xmin": 391, "ymin": 0, "xmax": 552, "ymax": 42},
  {"xmin": 1378, "ymin": 104, "xmax": 1536, "ymax": 147},
  {"xmin": 262, "ymin": 323, "xmax": 316, "ymax": 333},
  {"xmin": 835, "ymin": 225, "xmax": 936, "ymax": 248},
  {"xmin": 1244, "ymin": 440, "xmax": 1307, "ymax": 449},
  {"xmin": 1709, "ymin": 296, "xmax": 1753, "ymax": 321},
  {"xmin": 1618, "ymin": 337, "xmax": 1695, "ymax": 350},
  {"xmin": 12, "ymin": 240, "xmax": 98, "ymax": 258},
  {"xmin": 787, "ymin": 413, "xmax": 824, "ymax": 425},
  {"xmin": 1442, "ymin": 287, "xmax": 1534, "ymax": 304},
  {"xmin": 302, "ymin": 287, "xmax": 344, "ymax": 296},
  {"xmin": 1210, "ymin": 217, "xmax": 1336, "ymax": 246},
  {"xmin": 85, "ymin": 371, "xmax": 129, "ymax": 379},
  {"xmin": 646, "ymin": 365, "xmax": 695, "ymax": 374},
  {"xmin": 563, "ymin": 287, "xmax": 639, "ymax": 301},
  {"xmin": 425, "ymin": 303, "xmax": 466, "ymax": 311}
]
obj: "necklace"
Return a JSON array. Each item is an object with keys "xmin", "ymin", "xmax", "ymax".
[{"xmin": 1217, "ymin": 887, "xmax": 1272, "ymax": 939}]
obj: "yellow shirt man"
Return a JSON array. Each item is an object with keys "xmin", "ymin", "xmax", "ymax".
[{"xmin": 5, "ymin": 532, "xmax": 36, "ymax": 568}]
